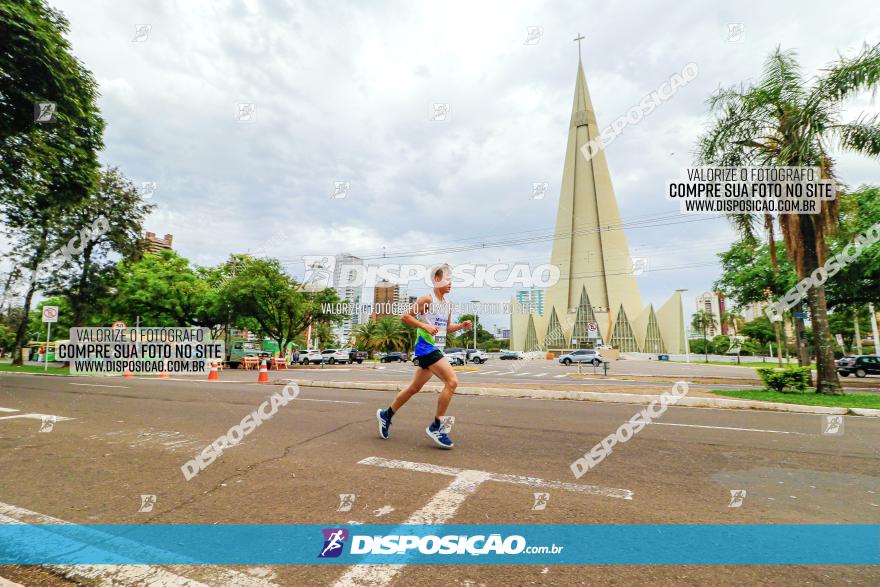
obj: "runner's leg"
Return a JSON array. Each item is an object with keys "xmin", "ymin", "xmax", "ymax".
[
  {"xmin": 427, "ymin": 358, "xmax": 458, "ymax": 418},
  {"xmin": 390, "ymin": 365, "xmax": 434, "ymax": 412}
]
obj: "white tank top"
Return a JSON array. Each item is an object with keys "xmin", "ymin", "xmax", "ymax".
[{"xmin": 414, "ymin": 294, "xmax": 449, "ymax": 353}]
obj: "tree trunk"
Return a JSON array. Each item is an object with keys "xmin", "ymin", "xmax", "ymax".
[
  {"xmin": 773, "ymin": 320, "xmax": 784, "ymax": 367},
  {"xmin": 11, "ymin": 279, "xmax": 38, "ymax": 366},
  {"xmin": 806, "ymin": 286, "xmax": 841, "ymax": 394},
  {"xmin": 797, "ymin": 216, "xmax": 841, "ymax": 394}
]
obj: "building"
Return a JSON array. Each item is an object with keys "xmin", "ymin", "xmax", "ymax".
[
  {"xmin": 144, "ymin": 232, "xmax": 173, "ymax": 254},
  {"xmin": 331, "ymin": 253, "xmax": 363, "ymax": 345},
  {"xmin": 374, "ymin": 279, "xmax": 400, "ymax": 319},
  {"xmin": 695, "ymin": 291, "xmax": 726, "ymax": 337},
  {"xmin": 740, "ymin": 300, "xmax": 768, "ymax": 323},
  {"xmin": 510, "ymin": 54, "xmax": 685, "ymax": 353},
  {"xmin": 515, "ymin": 288, "xmax": 545, "ymax": 316}
]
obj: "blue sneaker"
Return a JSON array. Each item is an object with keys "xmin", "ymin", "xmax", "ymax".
[
  {"xmin": 377, "ymin": 408, "xmax": 392, "ymax": 439},
  {"xmin": 426, "ymin": 420, "xmax": 454, "ymax": 449}
]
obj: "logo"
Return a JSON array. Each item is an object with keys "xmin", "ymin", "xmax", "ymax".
[
  {"xmin": 430, "ymin": 102, "xmax": 450, "ymax": 122},
  {"xmin": 631, "ymin": 257, "xmax": 649, "ymax": 276},
  {"xmin": 531, "ymin": 181, "xmax": 549, "ymax": 200},
  {"xmin": 39, "ymin": 415, "xmax": 56, "ymax": 433},
  {"xmin": 35, "ymin": 102, "xmax": 57, "ymax": 124},
  {"xmin": 235, "ymin": 102, "xmax": 256, "ymax": 122},
  {"xmin": 524, "ymin": 26, "xmax": 544, "ymax": 45},
  {"xmin": 531, "ymin": 492, "xmax": 549, "ymax": 511},
  {"xmin": 728, "ymin": 489, "xmax": 747, "ymax": 508},
  {"xmin": 133, "ymin": 24, "xmax": 152, "ymax": 42},
  {"xmin": 822, "ymin": 415, "xmax": 844, "ymax": 436},
  {"xmin": 337, "ymin": 494, "xmax": 356, "ymax": 512},
  {"xmin": 139, "ymin": 494, "xmax": 156, "ymax": 512},
  {"xmin": 331, "ymin": 181, "xmax": 351, "ymax": 199},
  {"xmin": 319, "ymin": 528, "xmax": 348, "ymax": 558}
]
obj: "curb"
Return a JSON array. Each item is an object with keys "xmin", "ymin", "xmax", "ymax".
[{"xmin": 275, "ymin": 379, "xmax": 876, "ymax": 417}]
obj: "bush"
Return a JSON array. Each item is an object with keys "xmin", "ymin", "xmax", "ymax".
[{"xmin": 756, "ymin": 366, "xmax": 812, "ymax": 392}]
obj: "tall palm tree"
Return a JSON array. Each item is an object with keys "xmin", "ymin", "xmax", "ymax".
[
  {"xmin": 691, "ymin": 310, "xmax": 718, "ymax": 363},
  {"xmin": 697, "ymin": 43, "xmax": 880, "ymax": 394},
  {"xmin": 352, "ymin": 321, "xmax": 378, "ymax": 356},
  {"xmin": 372, "ymin": 316, "xmax": 409, "ymax": 352}
]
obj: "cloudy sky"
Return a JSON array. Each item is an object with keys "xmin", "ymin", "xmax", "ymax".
[{"xmin": 46, "ymin": 0, "xmax": 880, "ymax": 330}]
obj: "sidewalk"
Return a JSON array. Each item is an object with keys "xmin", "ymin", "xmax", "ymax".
[{"xmin": 275, "ymin": 378, "xmax": 880, "ymax": 418}]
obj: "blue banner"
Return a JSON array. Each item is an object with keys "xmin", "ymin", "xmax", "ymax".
[{"xmin": 0, "ymin": 524, "xmax": 876, "ymax": 565}]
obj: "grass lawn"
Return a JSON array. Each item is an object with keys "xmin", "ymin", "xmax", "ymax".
[
  {"xmin": 0, "ymin": 362, "xmax": 69, "ymax": 375},
  {"xmin": 712, "ymin": 388, "xmax": 880, "ymax": 409},
  {"xmin": 670, "ymin": 359, "xmax": 816, "ymax": 369}
]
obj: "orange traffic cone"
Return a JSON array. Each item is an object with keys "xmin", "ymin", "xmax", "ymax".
[
  {"xmin": 122, "ymin": 369, "xmax": 134, "ymax": 378},
  {"xmin": 257, "ymin": 358, "xmax": 269, "ymax": 383},
  {"xmin": 208, "ymin": 361, "xmax": 219, "ymax": 381},
  {"xmin": 159, "ymin": 359, "xmax": 170, "ymax": 379}
]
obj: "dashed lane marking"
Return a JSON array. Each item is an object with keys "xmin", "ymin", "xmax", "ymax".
[{"xmin": 649, "ymin": 422, "xmax": 808, "ymax": 435}]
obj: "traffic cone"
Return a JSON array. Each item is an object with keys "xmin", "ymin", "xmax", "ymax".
[
  {"xmin": 257, "ymin": 358, "xmax": 269, "ymax": 383},
  {"xmin": 159, "ymin": 359, "xmax": 170, "ymax": 379},
  {"xmin": 207, "ymin": 361, "xmax": 219, "ymax": 381},
  {"xmin": 122, "ymin": 369, "xmax": 134, "ymax": 378}
]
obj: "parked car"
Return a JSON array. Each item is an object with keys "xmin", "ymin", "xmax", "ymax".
[
  {"xmin": 321, "ymin": 349, "xmax": 350, "ymax": 364},
  {"xmin": 345, "ymin": 349, "xmax": 367, "ymax": 364},
  {"xmin": 299, "ymin": 349, "xmax": 324, "ymax": 365},
  {"xmin": 499, "ymin": 351, "xmax": 523, "ymax": 360},
  {"xmin": 837, "ymin": 355, "xmax": 880, "ymax": 378},
  {"xmin": 466, "ymin": 349, "xmax": 489, "ymax": 364},
  {"xmin": 444, "ymin": 347, "xmax": 466, "ymax": 366},
  {"xmin": 381, "ymin": 352, "xmax": 409, "ymax": 363},
  {"xmin": 558, "ymin": 349, "xmax": 603, "ymax": 366}
]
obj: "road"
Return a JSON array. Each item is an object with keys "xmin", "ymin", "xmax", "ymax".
[{"xmin": 1, "ymin": 372, "xmax": 878, "ymax": 586}]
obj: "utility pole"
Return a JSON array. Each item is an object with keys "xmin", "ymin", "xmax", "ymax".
[{"xmin": 870, "ymin": 302, "xmax": 880, "ymax": 356}]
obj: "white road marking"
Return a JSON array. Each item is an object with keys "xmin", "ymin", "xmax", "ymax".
[
  {"xmin": 69, "ymin": 382, "xmax": 129, "ymax": 389},
  {"xmin": 649, "ymin": 422, "xmax": 806, "ymax": 435},
  {"xmin": 478, "ymin": 370, "xmax": 497, "ymax": 375},
  {"xmin": 296, "ymin": 398, "xmax": 362, "ymax": 404},
  {"xmin": 513, "ymin": 372, "xmax": 531, "ymax": 377},
  {"xmin": 334, "ymin": 458, "xmax": 632, "ymax": 586},
  {"xmin": 0, "ymin": 408, "xmax": 18, "ymax": 413},
  {"xmin": 0, "ymin": 501, "xmax": 276, "ymax": 586},
  {"xmin": 533, "ymin": 372, "xmax": 548, "ymax": 377},
  {"xmin": 554, "ymin": 374, "xmax": 567, "ymax": 378},
  {"xmin": 0, "ymin": 413, "xmax": 73, "ymax": 422}
]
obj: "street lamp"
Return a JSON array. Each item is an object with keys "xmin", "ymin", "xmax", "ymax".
[
  {"xmin": 675, "ymin": 288, "xmax": 690, "ymax": 363},
  {"xmin": 470, "ymin": 300, "xmax": 480, "ymax": 350}
]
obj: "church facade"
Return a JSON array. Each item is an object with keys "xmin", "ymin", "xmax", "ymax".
[{"xmin": 510, "ymin": 59, "xmax": 685, "ymax": 354}]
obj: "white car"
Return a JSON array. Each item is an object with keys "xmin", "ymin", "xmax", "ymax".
[
  {"xmin": 466, "ymin": 349, "xmax": 489, "ymax": 364},
  {"xmin": 443, "ymin": 348, "xmax": 466, "ymax": 366},
  {"xmin": 321, "ymin": 349, "xmax": 350, "ymax": 364},
  {"xmin": 558, "ymin": 349, "xmax": 603, "ymax": 366},
  {"xmin": 299, "ymin": 349, "xmax": 323, "ymax": 365}
]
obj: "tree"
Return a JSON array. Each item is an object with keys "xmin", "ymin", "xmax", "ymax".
[
  {"xmin": 1, "ymin": 0, "xmax": 105, "ymax": 364},
  {"xmin": 222, "ymin": 257, "xmax": 342, "ymax": 354},
  {"xmin": 697, "ymin": 44, "xmax": 880, "ymax": 393},
  {"xmin": 370, "ymin": 316, "xmax": 410, "ymax": 352},
  {"xmin": 110, "ymin": 251, "xmax": 220, "ymax": 327},
  {"xmin": 742, "ymin": 317, "xmax": 777, "ymax": 348},
  {"xmin": 691, "ymin": 310, "xmax": 718, "ymax": 362},
  {"xmin": 43, "ymin": 167, "xmax": 153, "ymax": 326}
]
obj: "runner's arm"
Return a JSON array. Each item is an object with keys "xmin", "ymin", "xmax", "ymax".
[{"xmin": 402, "ymin": 294, "xmax": 438, "ymax": 334}]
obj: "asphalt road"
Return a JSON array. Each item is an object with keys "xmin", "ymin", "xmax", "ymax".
[{"xmin": 1, "ymin": 372, "xmax": 878, "ymax": 586}]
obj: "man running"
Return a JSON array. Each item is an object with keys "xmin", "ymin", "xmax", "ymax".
[{"xmin": 376, "ymin": 264, "xmax": 471, "ymax": 448}]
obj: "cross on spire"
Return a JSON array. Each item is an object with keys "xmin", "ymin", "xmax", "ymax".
[{"xmin": 573, "ymin": 33, "xmax": 585, "ymax": 61}]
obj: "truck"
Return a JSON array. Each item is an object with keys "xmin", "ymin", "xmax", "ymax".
[
  {"xmin": 345, "ymin": 348, "xmax": 367, "ymax": 364},
  {"xmin": 226, "ymin": 340, "xmax": 269, "ymax": 369}
]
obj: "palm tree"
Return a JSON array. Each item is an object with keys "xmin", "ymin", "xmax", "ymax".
[
  {"xmin": 352, "ymin": 321, "xmax": 378, "ymax": 356},
  {"xmin": 696, "ymin": 43, "xmax": 880, "ymax": 394},
  {"xmin": 372, "ymin": 316, "xmax": 409, "ymax": 352},
  {"xmin": 721, "ymin": 310, "xmax": 744, "ymax": 364},
  {"xmin": 691, "ymin": 310, "xmax": 718, "ymax": 363}
]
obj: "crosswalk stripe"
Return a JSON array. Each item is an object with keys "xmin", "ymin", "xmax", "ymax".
[{"xmin": 533, "ymin": 372, "xmax": 547, "ymax": 377}]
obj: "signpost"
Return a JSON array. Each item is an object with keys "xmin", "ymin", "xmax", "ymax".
[
  {"xmin": 41, "ymin": 306, "xmax": 59, "ymax": 372},
  {"xmin": 587, "ymin": 321, "xmax": 599, "ymax": 340}
]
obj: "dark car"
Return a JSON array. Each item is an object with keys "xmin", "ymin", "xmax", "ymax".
[
  {"xmin": 381, "ymin": 352, "xmax": 408, "ymax": 363},
  {"xmin": 837, "ymin": 355, "xmax": 880, "ymax": 378},
  {"xmin": 499, "ymin": 351, "xmax": 523, "ymax": 360},
  {"xmin": 347, "ymin": 349, "xmax": 367, "ymax": 364}
]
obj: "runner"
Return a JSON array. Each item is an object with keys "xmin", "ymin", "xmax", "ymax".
[{"xmin": 376, "ymin": 263, "xmax": 471, "ymax": 449}]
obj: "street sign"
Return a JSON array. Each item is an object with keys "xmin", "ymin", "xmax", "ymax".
[
  {"xmin": 42, "ymin": 306, "xmax": 59, "ymax": 323},
  {"xmin": 835, "ymin": 333, "xmax": 844, "ymax": 347},
  {"xmin": 587, "ymin": 321, "xmax": 599, "ymax": 339},
  {"xmin": 571, "ymin": 338, "xmax": 577, "ymax": 346},
  {"xmin": 793, "ymin": 311, "xmax": 807, "ymax": 319},
  {"xmin": 112, "ymin": 321, "xmax": 126, "ymax": 330}
]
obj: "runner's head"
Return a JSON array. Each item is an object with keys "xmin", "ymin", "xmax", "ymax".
[{"xmin": 430, "ymin": 263, "xmax": 452, "ymax": 294}]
